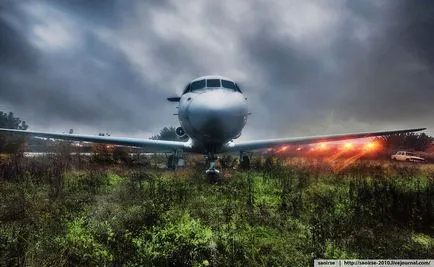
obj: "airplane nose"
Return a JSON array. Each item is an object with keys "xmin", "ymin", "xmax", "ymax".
[{"xmin": 186, "ymin": 90, "xmax": 247, "ymax": 141}]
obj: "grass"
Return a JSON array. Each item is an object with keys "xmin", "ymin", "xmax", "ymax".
[{"xmin": 0, "ymin": 155, "xmax": 433, "ymax": 266}]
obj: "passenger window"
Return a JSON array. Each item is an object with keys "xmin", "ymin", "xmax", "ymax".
[
  {"xmin": 222, "ymin": 80, "xmax": 236, "ymax": 91},
  {"xmin": 190, "ymin": 80, "xmax": 206, "ymax": 91},
  {"xmin": 206, "ymin": 79, "xmax": 220, "ymax": 88}
]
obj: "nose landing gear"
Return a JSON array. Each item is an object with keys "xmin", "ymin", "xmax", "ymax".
[{"xmin": 206, "ymin": 154, "xmax": 221, "ymax": 183}]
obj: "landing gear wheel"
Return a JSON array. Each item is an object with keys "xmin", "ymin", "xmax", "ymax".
[
  {"xmin": 205, "ymin": 153, "xmax": 221, "ymax": 184},
  {"xmin": 206, "ymin": 168, "xmax": 221, "ymax": 184}
]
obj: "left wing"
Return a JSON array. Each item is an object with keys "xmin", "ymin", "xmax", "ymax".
[
  {"xmin": 222, "ymin": 128, "xmax": 426, "ymax": 152},
  {"xmin": 0, "ymin": 128, "xmax": 191, "ymax": 152}
]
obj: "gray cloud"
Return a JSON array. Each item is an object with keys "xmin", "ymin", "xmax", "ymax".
[
  {"xmin": 0, "ymin": 3, "xmax": 38, "ymax": 72},
  {"xmin": 0, "ymin": 0, "xmax": 432, "ymax": 140}
]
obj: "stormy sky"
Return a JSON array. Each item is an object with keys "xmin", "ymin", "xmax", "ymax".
[{"xmin": 0, "ymin": 0, "xmax": 433, "ymax": 140}]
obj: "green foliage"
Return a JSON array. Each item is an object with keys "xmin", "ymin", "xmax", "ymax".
[
  {"xmin": 0, "ymin": 225, "xmax": 24, "ymax": 266},
  {"xmin": 0, "ymin": 111, "xmax": 29, "ymax": 153},
  {"xmin": 132, "ymin": 212, "xmax": 214, "ymax": 266},
  {"xmin": 65, "ymin": 216, "xmax": 113, "ymax": 265},
  {"xmin": 376, "ymin": 132, "xmax": 433, "ymax": 152},
  {"xmin": 0, "ymin": 157, "xmax": 433, "ymax": 265},
  {"xmin": 150, "ymin": 126, "xmax": 188, "ymax": 141},
  {"xmin": 0, "ymin": 111, "xmax": 28, "ymax": 130}
]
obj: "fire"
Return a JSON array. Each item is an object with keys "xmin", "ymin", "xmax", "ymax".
[
  {"xmin": 364, "ymin": 141, "xmax": 379, "ymax": 151},
  {"xmin": 343, "ymin": 142, "xmax": 353, "ymax": 150},
  {"xmin": 318, "ymin": 143, "xmax": 328, "ymax": 150},
  {"xmin": 277, "ymin": 146, "xmax": 288, "ymax": 153}
]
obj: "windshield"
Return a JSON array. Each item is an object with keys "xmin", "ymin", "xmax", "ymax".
[
  {"xmin": 222, "ymin": 80, "xmax": 236, "ymax": 91},
  {"xmin": 235, "ymin": 83, "xmax": 242, "ymax": 93},
  {"xmin": 187, "ymin": 78, "xmax": 242, "ymax": 92},
  {"xmin": 182, "ymin": 84, "xmax": 191, "ymax": 94},
  {"xmin": 190, "ymin": 80, "xmax": 206, "ymax": 91},
  {"xmin": 206, "ymin": 79, "xmax": 220, "ymax": 87}
]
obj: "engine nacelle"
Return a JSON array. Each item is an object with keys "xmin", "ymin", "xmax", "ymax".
[{"xmin": 175, "ymin": 127, "xmax": 186, "ymax": 137}]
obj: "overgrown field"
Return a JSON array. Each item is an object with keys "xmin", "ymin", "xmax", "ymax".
[{"xmin": 0, "ymin": 155, "xmax": 433, "ymax": 266}]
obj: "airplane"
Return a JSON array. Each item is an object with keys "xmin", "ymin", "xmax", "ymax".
[{"xmin": 0, "ymin": 75, "xmax": 426, "ymax": 181}]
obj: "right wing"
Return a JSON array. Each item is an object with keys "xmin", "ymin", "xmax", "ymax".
[
  {"xmin": 222, "ymin": 128, "xmax": 426, "ymax": 152},
  {"xmin": 0, "ymin": 128, "xmax": 191, "ymax": 152}
]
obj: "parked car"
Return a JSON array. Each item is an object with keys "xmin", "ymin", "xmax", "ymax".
[{"xmin": 391, "ymin": 151, "xmax": 425, "ymax": 162}]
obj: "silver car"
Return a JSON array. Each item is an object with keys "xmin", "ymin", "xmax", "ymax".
[{"xmin": 391, "ymin": 151, "xmax": 425, "ymax": 162}]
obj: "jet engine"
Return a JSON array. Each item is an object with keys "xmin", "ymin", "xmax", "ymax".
[{"xmin": 175, "ymin": 127, "xmax": 186, "ymax": 137}]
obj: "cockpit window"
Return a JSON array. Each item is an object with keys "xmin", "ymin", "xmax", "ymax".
[
  {"xmin": 206, "ymin": 79, "xmax": 220, "ymax": 87},
  {"xmin": 190, "ymin": 79, "xmax": 206, "ymax": 91},
  {"xmin": 183, "ymin": 83, "xmax": 191, "ymax": 94},
  {"xmin": 222, "ymin": 80, "xmax": 236, "ymax": 91},
  {"xmin": 234, "ymin": 83, "xmax": 242, "ymax": 93}
]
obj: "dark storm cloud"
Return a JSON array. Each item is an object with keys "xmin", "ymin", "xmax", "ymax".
[
  {"xmin": 0, "ymin": 0, "xmax": 177, "ymax": 135},
  {"xmin": 242, "ymin": 29, "xmax": 322, "ymax": 89},
  {"xmin": 395, "ymin": 1, "xmax": 434, "ymax": 69},
  {"xmin": 1, "ymin": 31, "xmax": 170, "ymax": 132},
  {"xmin": 0, "ymin": 4, "xmax": 38, "ymax": 71},
  {"xmin": 236, "ymin": 1, "xmax": 434, "ymax": 137},
  {"xmin": 0, "ymin": 0, "xmax": 433, "ymax": 139},
  {"xmin": 328, "ymin": 0, "xmax": 434, "ymax": 128}
]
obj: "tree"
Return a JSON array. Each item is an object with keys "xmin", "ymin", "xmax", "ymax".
[
  {"xmin": 0, "ymin": 111, "xmax": 29, "ymax": 153},
  {"xmin": 376, "ymin": 132, "xmax": 433, "ymax": 152},
  {"xmin": 150, "ymin": 126, "xmax": 188, "ymax": 141}
]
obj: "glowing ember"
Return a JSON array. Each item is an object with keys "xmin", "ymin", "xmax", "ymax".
[
  {"xmin": 343, "ymin": 143, "xmax": 353, "ymax": 150},
  {"xmin": 318, "ymin": 143, "xmax": 328, "ymax": 150},
  {"xmin": 364, "ymin": 142, "xmax": 376, "ymax": 151},
  {"xmin": 277, "ymin": 146, "xmax": 288, "ymax": 153}
]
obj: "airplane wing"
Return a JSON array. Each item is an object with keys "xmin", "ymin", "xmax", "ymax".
[
  {"xmin": 0, "ymin": 128, "xmax": 191, "ymax": 152},
  {"xmin": 222, "ymin": 128, "xmax": 426, "ymax": 153}
]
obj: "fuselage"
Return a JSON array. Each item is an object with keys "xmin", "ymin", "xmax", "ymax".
[{"xmin": 178, "ymin": 75, "xmax": 249, "ymax": 153}]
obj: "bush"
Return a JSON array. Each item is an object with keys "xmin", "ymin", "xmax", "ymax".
[{"xmin": 132, "ymin": 212, "xmax": 214, "ymax": 266}]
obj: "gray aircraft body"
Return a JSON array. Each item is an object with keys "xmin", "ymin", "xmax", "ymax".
[{"xmin": 0, "ymin": 75, "xmax": 426, "ymax": 179}]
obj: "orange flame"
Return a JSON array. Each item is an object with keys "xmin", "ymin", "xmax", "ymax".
[
  {"xmin": 343, "ymin": 142, "xmax": 353, "ymax": 150},
  {"xmin": 318, "ymin": 143, "xmax": 328, "ymax": 150}
]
